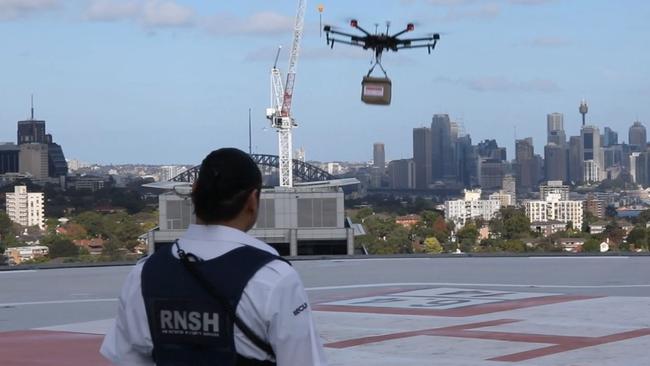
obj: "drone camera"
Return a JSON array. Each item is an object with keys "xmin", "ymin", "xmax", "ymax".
[
  {"xmin": 407, "ymin": 23, "xmax": 415, "ymax": 31},
  {"xmin": 350, "ymin": 19, "xmax": 358, "ymax": 27}
]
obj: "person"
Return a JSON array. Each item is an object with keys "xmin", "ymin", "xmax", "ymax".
[{"xmin": 100, "ymin": 148, "xmax": 328, "ymax": 365}]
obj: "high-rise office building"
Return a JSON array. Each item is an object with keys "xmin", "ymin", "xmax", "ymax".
[
  {"xmin": 0, "ymin": 143, "xmax": 20, "ymax": 174},
  {"xmin": 633, "ymin": 151, "xmax": 650, "ymax": 187},
  {"xmin": 629, "ymin": 121, "xmax": 647, "ymax": 152},
  {"xmin": 388, "ymin": 159, "xmax": 415, "ymax": 189},
  {"xmin": 603, "ymin": 127, "xmax": 618, "ymax": 147},
  {"xmin": 413, "ymin": 127, "xmax": 432, "ymax": 189},
  {"xmin": 19, "ymin": 143, "xmax": 48, "ymax": 179},
  {"xmin": 6, "ymin": 185, "xmax": 45, "ymax": 230},
  {"xmin": 431, "ymin": 114, "xmax": 455, "ymax": 180},
  {"xmin": 547, "ymin": 113, "xmax": 566, "ymax": 146},
  {"xmin": 544, "ymin": 143, "xmax": 567, "ymax": 183},
  {"xmin": 515, "ymin": 138, "xmax": 538, "ymax": 192},
  {"xmin": 502, "ymin": 174, "xmax": 516, "ymax": 198},
  {"xmin": 603, "ymin": 145, "xmax": 624, "ymax": 169},
  {"xmin": 581, "ymin": 125, "xmax": 603, "ymax": 182},
  {"xmin": 17, "ymin": 120, "xmax": 46, "ymax": 145},
  {"xmin": 568, "ymin": 136, "xmax": 583, "ymax": 184},
  {"xmin": 478, "ymin": 139, "xmax": 506, "ymax": 161},
  {"xmin": 455, "ymin": 135, "xmax": 477, "ymax": 187},
  {"xmin": 478, "ymin": 158, "xmax": 506, "ymax": 191},
  {"xmin": 16, "ymin": 102, "xmax": 68, "ymax": 178},
  {"xmin": 373, "ymin": 143, "xmax": 386, "ymax": 174}
]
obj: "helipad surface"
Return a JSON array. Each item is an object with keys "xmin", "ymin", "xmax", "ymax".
[{"xmin": 1, "ymin": 256, "xmax": 649, "ymax": 365}]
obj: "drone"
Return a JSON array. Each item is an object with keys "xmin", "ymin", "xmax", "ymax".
[
  {"xmin": 323, "ymin": 19, "xmax": 440, "ymax": 105},
  {"xmin": 323, "ymin": 20, "xmax": 441, "ymax": 105}
]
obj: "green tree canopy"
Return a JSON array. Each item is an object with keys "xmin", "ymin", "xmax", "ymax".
[
  {"xmin": 422, "ymin": 237, "xmax": 443, "ymax": 254},
  {"xmin": 490, "ymin": 207, "xmax": 531, "ymax": 240},
  {"xmin": 43, "ymin": 235, "xmax": 79, "ymax": 258}
]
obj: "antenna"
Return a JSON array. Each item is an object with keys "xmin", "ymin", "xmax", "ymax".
[
  {"xmin": 273, "ymin": 46, "xmax": 282, "ymax": 69},
  {"xmin": 30, "ymin": 94, "xmax": 34, "ymax": 120},
  {"xmin": 248, "ymin": 108, "xmax": 252, "ymax": 155}
]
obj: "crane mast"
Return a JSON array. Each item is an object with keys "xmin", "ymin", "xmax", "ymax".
[{"xmin": 266, "ymin": 0, "xmax": 306, "ymax": 188}]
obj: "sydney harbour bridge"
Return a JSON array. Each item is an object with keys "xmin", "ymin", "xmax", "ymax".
[{"xmin": 170, "ymin": 153, "xmax": 335, "ymax": 183}]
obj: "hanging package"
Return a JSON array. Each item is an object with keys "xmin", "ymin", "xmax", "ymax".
[{"xmin": 361, "ymin": 76, "xmax": 392, "ymax": 105}]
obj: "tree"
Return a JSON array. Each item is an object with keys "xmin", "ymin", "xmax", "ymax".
[
  {"xmin": 42, "ymin": 235, "xmax": 79, "ymax": 258},
  {"xmin": 422, "ymin": 237, "xmax": 443, "ymax": 254},
  {"xmin": 490, "ymin": 207, "xmax": 531, "ymax": 240},
  {"xmin": 355, "ymin": 207, "xmax": 373, "ymax": 222},
  {"xmin": 0, "ymin": 211, "xmax": 18, "ymax": 247},
  {"xmin": 625, "ymin": 226, "xmax": 648, "ymax": 251},
  {"xmin": 61, "ymin": 223, "xmax": 88, "ymax": 240},
  {"xmin": 582, "ymin": 238, "xmax": 601, "ymax": 252},
  {"xmin": 499, "ymin": 239, "xmax": 525, "ymax": 252},
  {"xmin": 457, "ymin": 223, "xmax": 479, "ymax": 251},
  {"xmin": 432, "ymin": 216, "xmax": 450, "ymax": 243},
  {"xmin": 603, "ymin": 221, "xmax": 625, "ymax": 246},
  {"xmin": 605, "ymin": 205, "xmax": 618, "ymax": 219},
  {"xmin": 74, "ymin": 212, "xmax": 106, "ymax": 238}
]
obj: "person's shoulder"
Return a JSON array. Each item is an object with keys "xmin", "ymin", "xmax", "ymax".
[{"xmin": 248, "ymin": 253, "xmax": 298, "ymax": 289}]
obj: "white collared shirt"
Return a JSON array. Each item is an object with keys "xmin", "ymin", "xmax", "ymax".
[{"xmin": 100, "ymin": 224, "xmax": 328, "ymax": 365}]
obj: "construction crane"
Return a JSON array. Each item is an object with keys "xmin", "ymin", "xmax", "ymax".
[{"xmin": 266, "ymin": 0, "xmax": 306, "ymax": 188}]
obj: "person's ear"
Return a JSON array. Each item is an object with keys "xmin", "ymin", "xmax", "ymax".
[{"xmin": 246, "ymin": 189, "xmax": 259, "ymax": 213}]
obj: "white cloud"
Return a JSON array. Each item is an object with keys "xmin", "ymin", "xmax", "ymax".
[
  {"xmin": 203, "ymin": 11, "xmax": 294, "ymax": 36},
  {"xmin": 85, "ymin": 0, "xmax": 138, "ymax": 21},
  {"xmin": 436, "ymin": 76, "xmax": 561, "ymax": 93},
  {"xmin": 0, "ymin": 0, "xmax": 58, "ymax": 20},
  {"xmin": 84, "ymin": 0, "xmax": 194, "ymax": 28},
  {"xmin": 142, "ymin": 0, "xmax": 193, "ymax": 27}
]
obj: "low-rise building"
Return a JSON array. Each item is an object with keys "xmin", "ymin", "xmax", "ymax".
[
  {"xmin": 3, "ymin": 245, "xmax": 49, "ymax": 265},
  {"xmin": 73, "ymin": 238, "xmax": 105, "ymax": 255},
  {"xmin": 395, "ymin": 214, "xmax": 421, "ymax": 228},
  {"xmin": 488, "ymin": 191, "xmax": 513, "ymax": 207},
  {"xmin": 445, "ymin": 189, "xmax": 501, "ymax": 228},
  {"xmin": 539, "ymin": 180, "xmax": 570, "ymax": 201},
  {"xmin": 524, "ymin": 193, "xmax": 583, "ymax": 229},
  {"xmin": 5, "ymin": 185, "xmax": 45, "ymax": 230},
  {"xmin": 530, "ymin": 220, "xmax": 567, "ymax": 236},
  {"xmin": 557, "ymin": 238, "xmax": 586, "ymax": 252}
]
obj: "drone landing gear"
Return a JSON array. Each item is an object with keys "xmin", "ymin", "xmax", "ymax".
[{"xmin": 361, "ymin": 60, "xmax": 392, "ymax": 105}]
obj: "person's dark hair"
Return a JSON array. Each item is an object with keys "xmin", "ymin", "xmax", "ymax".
[{"xmin": 192, "ymin": 148, "xmax": 262, "ymax": 223}]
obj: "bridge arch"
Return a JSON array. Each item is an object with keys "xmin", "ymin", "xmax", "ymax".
[{"xmin": 170, "ymin": 153, "xmax": 335, "ymax": 183}]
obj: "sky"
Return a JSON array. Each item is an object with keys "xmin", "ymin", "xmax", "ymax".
[{"xmin": 0, "ymin": 0, "xmax": 649, "ymax": 165}]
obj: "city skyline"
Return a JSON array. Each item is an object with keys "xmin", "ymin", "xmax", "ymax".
[{"xmin": 0, "ymin": 0, "xmax": 648, "ymax": 164}]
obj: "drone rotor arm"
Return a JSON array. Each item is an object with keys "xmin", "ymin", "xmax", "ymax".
[
  {"xmin": 353, "ymin": 24, "xmax": 372, "ymax": 36},
  {"xmin": 391, "ymin": 28, "xmax": 411, "ymax": 38},
  {"xmin": 399, "ymin": 36, "xmax": 436, "ymax": 43},
  {"xmin": 327, "ymin": 38, "xmax": 365, "ymax": 48},
  {"xmin": 397, "ymin": 41, "xmax": 438, "ymax": 54},
  {"xmin": 326, "ymin": 28, "xmax": 363, "ymax": 39}
]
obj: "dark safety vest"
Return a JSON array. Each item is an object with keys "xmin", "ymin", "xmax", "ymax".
[{"xmin": 141, "ymin": 244, "xmax": 284, "ymax": 366}]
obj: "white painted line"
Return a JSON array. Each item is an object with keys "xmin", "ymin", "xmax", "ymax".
[
  {"xmin": 0, "ymin": 270, "xmax": 37, "ymax": 274},
  {"xmin": 0, "ymin": 298, "xmax": 118, "ymax": 307},
  {"xmin": 528, "ymin": 257, "xmax": 630, "ymax": 259},
  {"xmin": 35, "ymin": 318, "xmax": 114, "ymax": 335},
  {"xmin": 305, "ymin": 282, "xmax": 650, "ymax": 291}
]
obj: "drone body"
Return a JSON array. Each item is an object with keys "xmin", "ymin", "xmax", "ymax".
[{"xmin": 323, "ymin": 20, "xmax": 441, "ymax": 105}]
